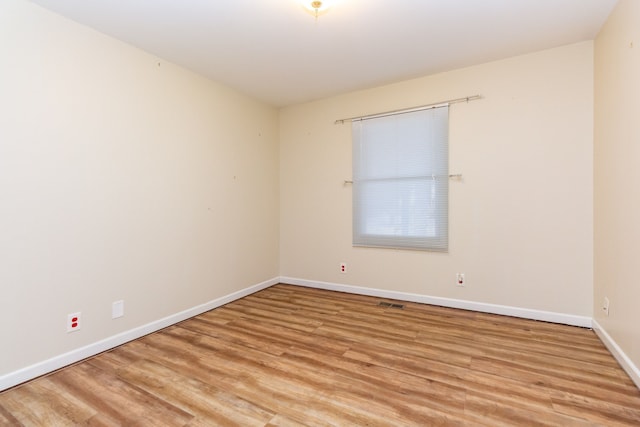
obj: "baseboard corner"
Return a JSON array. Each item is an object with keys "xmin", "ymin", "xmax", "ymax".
[
  {"xmin": 0, "ymin": 277, "xmax": 279, "ymax": 392},
  {"xmin": 278, "ymin": 276, "xmax": 592, "ymax": 328},
  {"xmin": 592, "ymin": 319, "xmax": 640, "ymax": 390}
]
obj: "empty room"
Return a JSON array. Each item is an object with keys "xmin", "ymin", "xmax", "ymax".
[{"xmin": 1, "ymin": 0, "xmax": 639, "ymax": 425}]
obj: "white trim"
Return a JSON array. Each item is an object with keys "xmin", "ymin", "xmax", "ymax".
[
  {"xmin": 592, "ymin": 319, "xmax": 640, "ymax": 389},
  {"xmin": 0, "ymin": 277, "xmax": 278, "ymax": 392},
  {"xmin": 7, "ymin": 276, "xmax": 622, "ymax": 393},
  {"xmin": 279, "ymin": 277, "xmax": 592, "ymax": 328}
]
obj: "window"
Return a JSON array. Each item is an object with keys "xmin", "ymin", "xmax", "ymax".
[{"xmin": 352, "ymin": 106, "xmax": 449, "ymax": 251}]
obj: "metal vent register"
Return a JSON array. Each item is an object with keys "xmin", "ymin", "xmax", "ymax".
[{"xmin": 378, "ymin": 301, "xmax": 405, "ymax": 309}]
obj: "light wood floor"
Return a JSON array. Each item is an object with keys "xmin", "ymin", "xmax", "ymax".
[{"xmin": 1, "ymin": 284, "xmax": 640, "ymax": 426}]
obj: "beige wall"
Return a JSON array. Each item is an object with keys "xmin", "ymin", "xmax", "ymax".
[
  {"xmin": 1, "ymin": 0, "xmax": 611, "ymax": 386},
  {"xmin": 280, "ymin": 42, "xmax": 594, "ymax": 316},
  {"xmin": 594, "ymin": 0, "xmax": 640, "ymax": 372},
  {"xmin": 0, "ymin": 0, "xmax": 279, "ymax": 375}
]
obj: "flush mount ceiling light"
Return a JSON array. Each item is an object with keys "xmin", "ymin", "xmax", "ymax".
[{"xmin": 302, "ymin": 0, "xmax": 332, "ymax": 19}]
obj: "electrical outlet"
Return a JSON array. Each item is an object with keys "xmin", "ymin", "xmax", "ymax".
[
  {"xmin": 112, "ymin": 300, "xmax": 124, "ymax": 319},
  {"xmin": 340, "ymin": 262, "xmax": 347, "ymax": 274},
  {"xmin": 603, "ymin": 297, "xmax": 610, "ymax": 317},
  {"xmin": 456, "ymin": 273, "xmax": 465, "ymax": 287},
  {"xmin": 67, "ymin": 312, "xmax": 81, "ymax": 333}
]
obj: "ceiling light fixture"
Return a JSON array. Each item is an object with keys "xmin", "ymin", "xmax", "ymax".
[{"xmin": 303, "ymin": 0, "xmax": 331, "ymax": 19}]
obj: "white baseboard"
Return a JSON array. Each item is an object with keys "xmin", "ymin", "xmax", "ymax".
[
  {"xmin": 10, "ymin": 277, "xmax": 632, "ymax": 394},
  {"xmin": 592, "ymin": 319, "xmax": 640, "ymax": 389},
  {"xmin": 0, "ymin": 277, "xmax": 279, "ymax": 392},
  {"xmin": 279, "ymin": 276, "xmax": 593, "ymax": 328},
  {"xmin": 283, "ymin": 277, "xmax": 640, "ymax": 390}
]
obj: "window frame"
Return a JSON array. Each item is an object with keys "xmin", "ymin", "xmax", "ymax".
[{"xmin": 351, "ymin": 106, "xmax": 449, "ymax": 252}]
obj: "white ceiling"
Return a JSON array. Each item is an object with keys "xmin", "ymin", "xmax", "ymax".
[{"xmin": 29, "ymin": 0, "xmax": 617, "ymax": 107}]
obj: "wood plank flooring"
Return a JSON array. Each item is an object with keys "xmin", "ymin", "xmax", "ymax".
[{"xmin": 1, "ymin": 284, "xmax": 640, "ymax": 426}]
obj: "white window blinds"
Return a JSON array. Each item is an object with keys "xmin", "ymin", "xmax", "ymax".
[{"xmin": 352, "ymin": 106, "xmax": 449, "ymax": 251}]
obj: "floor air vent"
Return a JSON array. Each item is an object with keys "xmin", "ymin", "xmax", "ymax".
[{"xmin": 378, "ymin": 301, "xmax": 405, "ymax": 309}]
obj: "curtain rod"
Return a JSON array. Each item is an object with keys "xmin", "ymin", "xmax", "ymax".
[{"xmin": 334, "ymin": 95, "xmax": 482, "ymax": 124}]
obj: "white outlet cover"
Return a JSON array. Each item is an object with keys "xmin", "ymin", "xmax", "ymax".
[
  {"xmin": 67, "ymin": 312, "xmax": 81, "ymax": 332},
  {"xmin": 340, "ymin": 263, "xmax": 347, "ymax": 274},
  {"xmin": 112, "ymin": 300, "xmax": 124, "ymax": 319}
]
